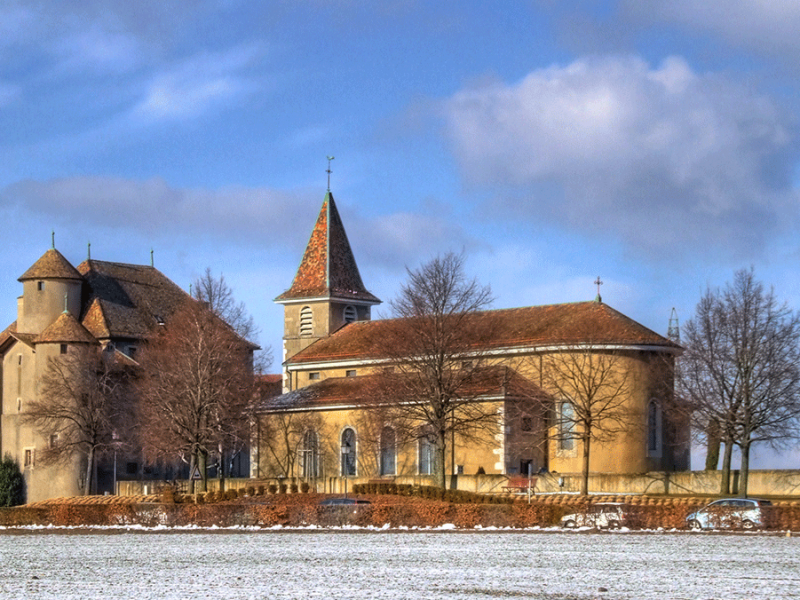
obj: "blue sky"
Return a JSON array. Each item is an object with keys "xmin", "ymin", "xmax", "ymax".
[{"xmin": 2, "ymin": 1, "xmax": 800, "ymax": 468}]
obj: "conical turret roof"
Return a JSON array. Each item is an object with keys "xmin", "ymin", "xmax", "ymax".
[
  {"xmin": 19, "ymin": 248, "xmax": 82, "ymax": 282},
  {"xmin": 275, "ymin": 192, "xmax": 380, "ymax": 304},
  {"xmin": 36, "ymin": 311, "xmax": 98, "ymax": 345}
]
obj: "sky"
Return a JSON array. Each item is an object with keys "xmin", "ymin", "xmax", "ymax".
[{"xmin": 2, "ymin": 1, "xmax": 800, "ymax": 469}]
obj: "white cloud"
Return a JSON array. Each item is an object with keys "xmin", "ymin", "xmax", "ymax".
[
  {"xmin": 623, "ymin": 0, "xmax": 800, "ymax": 59},
  {"xmin": 1, "ymin": 176, "xmax": 315, "ymax": 248},
  {"xmin": 442, "ymin": 55, "xmax": 799, "ymax": 259},
  {"xmin": 132, "ymin": 44, "xmax": 266, "ymax": 122}
]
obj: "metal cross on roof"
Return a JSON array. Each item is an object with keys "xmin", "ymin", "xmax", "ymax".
[
  {"xmin": 594, "ymin": 276, "xmax": 603, "ymax": 303},
  {"xmin": 326, "ymin": 155, "xmax": 335, "ymax": 191}
]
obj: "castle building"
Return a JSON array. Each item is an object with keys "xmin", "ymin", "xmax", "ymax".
[
  {"xmin": 0, "ymin": 244, "xmax": 191, "ymax": 502},
  {"xmin": 254, "ymin": 192, "xmax": 690, "ymax": 487}
]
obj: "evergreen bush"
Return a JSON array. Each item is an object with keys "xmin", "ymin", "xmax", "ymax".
[{"xmin": 0, "ymin": 454, "xmax": 24, "ymax": 507}]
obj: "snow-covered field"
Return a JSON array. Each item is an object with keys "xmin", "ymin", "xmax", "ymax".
[{"xmin": 1, "ymin": 528, "xmax": 798, "ymax": 599}]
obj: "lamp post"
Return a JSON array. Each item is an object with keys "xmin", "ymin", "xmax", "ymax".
[{"xmin": 112, "ymin": 430, "xmax": 119, "ymax": 495}]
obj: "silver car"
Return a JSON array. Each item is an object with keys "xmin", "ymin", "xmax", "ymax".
[{"xmin": 686, "ymin": 498, "xmax": 772, "ymax": 530}]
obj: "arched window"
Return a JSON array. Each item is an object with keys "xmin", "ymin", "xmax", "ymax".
[
  {"xmin": 300, "ymin": 306, "xmax": 313, "ymax": 337},
  {"xmin": 343, "ymin": 305, "xmax": 357, "ymax": 324},
  {"xmin": 647, "ymin": 400, "xmax": 661, "ymax": 456},
  {"xmin": 341, "ymin": 427, "xmax": 356, "ymax": 476},
  {"xmin": 419, "ymin": 432, "xmax": 436, "ymax": 475},
  {"xmin": 558, "ymin": 401, "xmax": 575, "ymax": 451},
  {"xmin": 380, "ymin": 426, "xmax": 396, "ymax": 476},
  {"xmin": 301, "ymin": 429, "xmax": 319, "ymax": 478}
]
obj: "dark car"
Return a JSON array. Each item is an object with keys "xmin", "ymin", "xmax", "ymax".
[{"xmin": 318, "ymin": 497, "xmax": 371, "ymax": 506}]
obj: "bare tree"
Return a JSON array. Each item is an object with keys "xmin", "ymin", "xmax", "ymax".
[
  {"xmin": 376, "ymin": 252, "xmax": 497, "ymax": 488},
  {"xmin": 540, "ymin": 336, "xmax": 636, "ymax": 496},
  {"xmin": 679, "ymin": 268, "xmax": 800, "ymax": 496},
  {"xmin": 194, "ymin": 268, "xmax": 272, "ymax": 374},
  {"xmin": 135, "ymin": 300, "xmax": 255, "ymax": 493},
  {"xmin": 23, "ymin": 346, "xmax": 132, "ymax": 495}
]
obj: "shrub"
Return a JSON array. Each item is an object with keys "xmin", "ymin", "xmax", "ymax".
[
  {"xmin": 160, "ymin": 487, "xmax": 175, "ymax": 504},
  {"xmin": 0, "ymin": 454, "xmax": 25, "ymax": 507},
  {"xmin": 278, "ymin": 483, "xmax": 287, "ymax": 494},
  {"xmin": 225, "ymin": 489, "xmax": 239, "ymax": 501},
  {"xmin": 195, "ymin": 493, "xmax": 205, "ymax": 505},
  {"xmin": 256, "ymin": 485, "xmax": 265, "ymax": 496},
  {"xmin": 246, "ymin": 486, "xmax": 256, "ymax": 497},
  {"xmin": 268, "ymin": 484, "xmax": 278, "ymax": 494},
  {"xmin": 300, "ymin": 482, "xmax": 310, "ymax": 493},
  {"xmin": 289, "ymin": 483, "xmax": 299, "ymax": 494}
]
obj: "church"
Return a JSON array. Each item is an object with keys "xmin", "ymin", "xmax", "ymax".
[{"xmin": 253, "ymin": 192, "xmax": 690, "ymax": 489}]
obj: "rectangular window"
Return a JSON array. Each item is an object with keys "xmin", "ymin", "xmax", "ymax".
[
  {"xmin": 521, "ymin": 417, "xmax": 533, "ymax": 432},
  {"xmin": 309, "ymin": 372, "xmax": 320, "ymax": 381},
  {"xmin": 346, "ymin": 370, "xmax": 356, "ymax": 377},
  {"xmin": 37, "ymin": 281, "xmax": 44, "ymax": 291},
  {"xmin": 24, "ymin": 448, "xmax": 34, "ymax": 468},
  {"xmin": 60, "ymin": 344, "xmax": 68, "ymax": 355},
  {"xmin": 558, "ymin": 401, "xmax": 575, "ymax": 451},
  {"xmin": 49, "ymin": 434, "xmax": 59, "ymax": 448}
]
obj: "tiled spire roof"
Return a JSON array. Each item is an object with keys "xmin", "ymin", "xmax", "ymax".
[
  {"xmin": 18, "ymin": 248, "xmax": 82, "ymax": 282},
  {"xmin": 275, "ymin": 192, "xmax": 380, "ymax": 304}
]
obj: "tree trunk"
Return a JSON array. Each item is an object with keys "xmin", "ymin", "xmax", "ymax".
[
  {"xmin": 739, "ymin": 440, "xmax": 751, "ymax": 498},
  {"xmin": 720, "ymin": 439, "xmax": 733, "ymax": 495},
  {"xmin": 581, "ymin": 434, "xmax": 591, "ymax": 496},
  {"xmin": 704, "ymin": 418, "xmax": 720, "ymax": 470},
  {"xmin": 84, "ymin": 447, "xmax": 95, "ymax": 496},
  {"xmin": 190, "ymin": 453, "xmax": 197, "ymax": 495},
  {"xmin": 218, "ymin": 444, "xmax": 226, "ymax": 493},
  {"xmin": 436, "ymin": 429, "xmax": 447, "ymax": 489}
]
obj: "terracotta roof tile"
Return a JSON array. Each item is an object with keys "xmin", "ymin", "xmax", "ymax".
[
  {"xmin": 258, "ymin": 367, "xmax": 545, "ymax": 413},
  {"xmin": 288, "ymin": 301, "xmax": 678, "ymax": 365},
  {"xmin": 18, "ymin": 248, "xmax": 82, "ymax": 281},
  {"xmin": 275, "ymin": 192, "xmax": 380, "ymax": 304}
]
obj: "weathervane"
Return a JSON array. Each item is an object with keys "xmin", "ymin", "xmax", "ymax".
[
  {"xmin": 326, "ymin": 155, "xmax": 335, "ymax": 191},
  {"xmin": 594, "ymin": 276, "xmax": 603, "ymax": 303}
]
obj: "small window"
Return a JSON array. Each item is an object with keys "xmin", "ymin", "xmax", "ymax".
[
  {"xmin": 24, "ymin": 448, "xmax": 34, "ymax": 468},
  {"xmin": 128, "ymin": 346, "xmax": 137, "ymax": 358},
  {"xmin": 37, "ymin": 281, "xmax": 45, "ymax": 291},
  {"xmin": 309, "ymin": 372, "xmax": 320, "ymax": 381},
  {"xmin": 60, "ymin": 344, "xmax": 68, "ymax": 355},
  {"xmin": 558, "ymin": 401, "xmax": 575, "ymax": 451},
  {"xmin": 343, "ymin": 305, "xmax": 357, "ymax": 324},
  {"xmin": 49, "ymin": 434, "xmax": 59, "ymax": 448},
  {"xmin": 300, "ymin": 306, "xmax": 313, "ymax": 337},
  {"xmin": 126, "ymin": 462, "xmax": 138, "ymax": 475},
  {"xmin": 521, "ymin": 417, "xmax": 533, "ymax": 432},
  {"xmin": 346, "ymin": 370, "xmax": 356, "ymax": 377}
]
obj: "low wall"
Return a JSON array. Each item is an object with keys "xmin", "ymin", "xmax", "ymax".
[{"xmin": 116, "ymin": 469, "xmax": 800, "ymax": 499}]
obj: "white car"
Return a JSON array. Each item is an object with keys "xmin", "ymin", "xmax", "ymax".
[{"xmin": 560, "ymin": 503, "xmax": 629, "ymax": 529}]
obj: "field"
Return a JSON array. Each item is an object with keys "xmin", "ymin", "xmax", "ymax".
[{"xmin": 1, "ymin": 528, "xmax": 798, "ymax": 599}]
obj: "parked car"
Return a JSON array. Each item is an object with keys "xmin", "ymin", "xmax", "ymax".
[
  {"xmin": 318, "ymin": 497, "xmax": 371, "ymax": 506},
  {"xmin": 686, "ymin": 498, "xmax": 772, "ymax": 530},
  {"xmin": 560, "ymin": 503, "xmax": 629, "ymax": 529}
]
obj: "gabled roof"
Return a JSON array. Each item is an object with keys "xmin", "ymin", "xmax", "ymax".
[
  {"xmin": 275, "ymin": 192, "xmax": 380, "ymax": 304},
  {"xmin": 18, "ymin": 248, "xmax": 82, "ymax": 282},
  {"xmin": 288, "ymin": 301, "xmax": 679, "ymax": 366},
  {"xmin": 37, "ymin": 312, "xmax": 98, "ymax": 345},
  {"xmin": 76, "ymin": 260, "xmax": 190, "ymax": 340},
  {"xmin": 257, "ymin": 366, "xmax": 545, "ymax": 413}
]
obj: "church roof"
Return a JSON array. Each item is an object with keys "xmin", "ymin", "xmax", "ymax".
[
  {"xmin": 18, "ymin": 248, "xmax": 82, "ymax": 282},
  {"xmin": 76, "ymin": 260, "xmax": 190, "ymax": 340},
  {"xmin": 36, "ymin": 311, "xmax": 98, "ymax": 345},
  {"xmin": 257, "ymin": 366, "xmax": 545, "ymax": 413},
  {"xmin": 287, "ymin": 301, "xmax": 679, "ymax": 366},
  {"xmin": 275, "ymin": 192, "xmax": 380, "ymax": 304}
]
